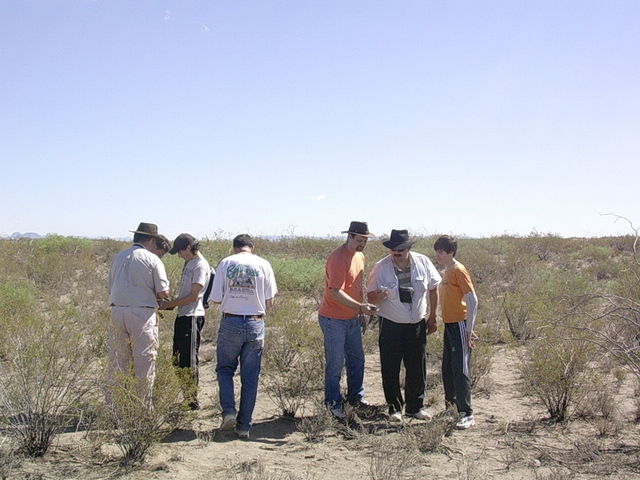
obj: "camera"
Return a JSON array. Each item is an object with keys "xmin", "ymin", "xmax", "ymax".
[{"xmin": 399, "ymin": 286, "xmax": 414, "ymax": 304}]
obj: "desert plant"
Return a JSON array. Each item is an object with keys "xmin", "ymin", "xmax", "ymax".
[
  {"xmin": 518, "ymin": 330, "xmax": 595, "ymax": 421},
  {"xmin": 469, "ymin": 336, "xmax": 494, "ymax": 394},
  {"xmin": 398, "ymin": 417, "xmax": 451, "ymax": 454},
  {"xmin": 99, "ymin": 345, "xmax": 184, "ymax": 465},
  {"xmin": 297, "ymin": 402, "xmax": 337, "ymax": 442},
  {"xmin": 262, "ymin": 296, "xmax": 324, "ymax": 417},
  {"xmin": 368, "ymin": 434, "xmax": 416, "ymax": 480},
  {"xmin": 0, "ymin": 308, "xmax": 95, "ymax": 457}
]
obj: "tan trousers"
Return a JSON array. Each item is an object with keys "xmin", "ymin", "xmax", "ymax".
[{"xmin": 109, "ymin": 305, "xmax": 159, "ymax": 403}]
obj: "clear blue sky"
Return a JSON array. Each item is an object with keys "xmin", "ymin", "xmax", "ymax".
[{"xmin": 2, "ymin": 1, "xmax": 638, "ymax": 240}]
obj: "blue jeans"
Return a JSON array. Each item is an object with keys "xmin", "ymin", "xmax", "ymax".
[
  {"xmin": 318, "ymin": 315, "xmax": 365, "ymax": 407},
  {"xmin": 216, "ymin": 315, "xmax": 265, "ymax": 431}
]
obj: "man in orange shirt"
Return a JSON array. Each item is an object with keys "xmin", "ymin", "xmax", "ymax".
[
  {"xmin": 318, "ymin": 221, "xmax": 378, "ymax": 418},
  {"xmin": 434, "ymin": 235, "xmax": 478, "ymax": 430}
]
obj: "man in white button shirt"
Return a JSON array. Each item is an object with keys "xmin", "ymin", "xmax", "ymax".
[
  {"xmin": 108, "ymin": 222, "xmax": 170, "ymax": 404},
  {"xmin": 367, "ymin": 229, "xmax": 441, "ymax": 422}
]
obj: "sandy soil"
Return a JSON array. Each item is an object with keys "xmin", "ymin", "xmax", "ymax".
[{"xmin": 13, "ymin": 345, "xmax": 640, "ymax": 480}]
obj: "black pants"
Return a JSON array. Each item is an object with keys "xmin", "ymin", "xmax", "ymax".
[
  {"xmin": 378, "ymin": 317, "xmax": 427, "ymax": 415},
  {"xmin": 442, "ymin": 321, "xmax": 472, "ymax": 415},
  {"xmin": 173, "ymin": 315, "xmax": 205, "ymax": 402}
]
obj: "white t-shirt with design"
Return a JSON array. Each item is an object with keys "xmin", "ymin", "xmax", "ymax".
[{"xmin": 209, "ymin": 252, "xmax": 277, "ymax": 316}]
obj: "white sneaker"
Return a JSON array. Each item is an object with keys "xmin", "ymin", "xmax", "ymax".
[
  {"xmin": 220, "ymin": 413, "xmax": 237, "ymax": 431},
  {"xmin": 331, "ymin": 406, "xmax": 346, "ymax": 419},
  {"xmin": 456, "ymin": 413, "xmax": 475, "ymax": 429},
  {"xmin": 389, "ymin": 411, "xmax": 403, "ymax": 422},
  {"xmin": 407, "ymin": 408, "xmax": 432, "ymax": 420}
]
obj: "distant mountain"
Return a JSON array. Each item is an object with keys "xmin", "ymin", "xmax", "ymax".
[{"xmin": 6, "ymin": 232, "xmax": 45, "ymax": 239}]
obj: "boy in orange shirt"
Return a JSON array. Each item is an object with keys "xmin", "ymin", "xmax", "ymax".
[{"xmin": 434, "ymin": 235, "xmax": 478, "ymax": 429}]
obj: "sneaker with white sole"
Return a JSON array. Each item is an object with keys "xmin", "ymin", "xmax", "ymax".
[
  {"xmin": 389, "ymin": 411, "xmax": 403, "ymax": 422},
  {"xmin": 456, "ymin": 413, "xmax": 475, "ymax": 429},
  {"xmin": 220, "ymin": 413, "xmax": 237, "ymax": 431},
  {"xmin": 407, "ymin": 408, "xmax": 432, "ymax": 420}
]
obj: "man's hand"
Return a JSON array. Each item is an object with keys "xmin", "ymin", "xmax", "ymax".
[
  {"xmin": 426, "ymin": 315, "xmax": 437, "ymax": 335},
  {"xmin": 366, "ymin": 289, "xmax": 388, "ymax": 305},
  {"xmin": 468, "ymin": 330, "xmax": 479, "ymax": 349},
  {"xmin": 360, "ymin": 303, "xmax": 378, "ymax": 315}
]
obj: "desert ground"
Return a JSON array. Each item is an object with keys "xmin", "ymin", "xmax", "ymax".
[{"xmin": 13, "ymin": 339, "xmax": 640, "ymax": 480}]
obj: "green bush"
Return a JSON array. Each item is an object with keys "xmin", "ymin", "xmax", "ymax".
[
  {"xmin": 262, "ymin": 296, "xmax": 324, "ymax": 417},
  {"xmin": 0, "ymin": 308, "xmax": 95, "ymax": 457},
  {"xmin": 518, "ymin": 329, "xmax": 595, "ymax": 422}
]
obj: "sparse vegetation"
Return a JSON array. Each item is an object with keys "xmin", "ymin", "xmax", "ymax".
[{"xmin": 1, "ymin": 230, "xmax": 640, "ymax": 478}]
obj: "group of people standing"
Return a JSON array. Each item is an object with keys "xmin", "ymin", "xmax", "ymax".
[
  {"xmin": 108, "ymin": 223, "xmax": 277, "ymax": 440},
  {"xmin": 318, "ymin": 221, "xmax": 478, "ymax": 430},
  {"xmin": 107, "ymin": 219, "xmax": 477, "ymax": 442}
]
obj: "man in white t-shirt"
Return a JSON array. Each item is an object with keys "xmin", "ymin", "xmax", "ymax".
[
  {"xmin": 108, "ymin": 222, "xmax": 170, "ymax": 404},
  {"xmin": 209, "ymin": 234, "xmax": 277, "ymax": 439},
  {"xmin": 159, "ymin": 233, "xmax": 212, "ymax": 410}
]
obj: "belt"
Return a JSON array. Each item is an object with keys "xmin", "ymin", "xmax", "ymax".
[{"xmin": 223, "ymin": 313, "xmax": 264, "ymax": 320}]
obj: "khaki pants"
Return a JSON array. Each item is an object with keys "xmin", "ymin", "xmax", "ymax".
[{"xmin": 109, "ymin": 305, "xmax": 159, "ymax": 403}]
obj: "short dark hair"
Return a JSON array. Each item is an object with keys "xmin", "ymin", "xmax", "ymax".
[
  {"xmin": 133, "ymin": 233, "xmax": 154, "ymax": 244},
  {"xmin": 434, "ymin": 235, "xmax": 457, "ymax": 256},
  {"xmin": 188, "ymin": 242, "xmax": 200, "ymax": 254},
  {"xmin": 233, "ymin": 234, "xmax": 254, "ymax": 249}
]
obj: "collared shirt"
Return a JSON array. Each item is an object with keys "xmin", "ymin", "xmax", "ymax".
[
  {"xmin": 367, "ymin": 252, "xmax": 441, "ymax": 324},
  {"xmin": 108, "ymin": 244, "xmax": 169, "ymax": 308}
]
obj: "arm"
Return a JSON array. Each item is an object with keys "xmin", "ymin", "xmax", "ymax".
[
  {"xmin": 156, "ymin": 290, "xmax": 169, "ymax": 300},
  {"xmin": 464, "ymin": 291, "xmax": 478, "ymax": 348},
  {"xmin": 426, "ymin": 287, "xmax": 438, "ymax": 335},
  {"xmin": 367, "ymin": 289, "xmax": 388, "ymax": 305},
  {"xmin": 266, "ymin": 297, "xmax": 274, "ymax": 309},
  {"xmin": 159, "ymin": 284, "xmax": 203, "ymax": 310},
  {"xmin": 330, "ymin": 288, "xmax": 378, "ymax": 315}
]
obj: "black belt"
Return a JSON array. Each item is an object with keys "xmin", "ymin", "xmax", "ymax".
[{"xmin": 223, "ymin": 313, "xmax": 264, "ymax": 320}]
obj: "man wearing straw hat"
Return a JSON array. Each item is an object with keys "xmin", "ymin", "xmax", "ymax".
[
  {"xmin": 108, "ymin": 222, "xmax": 170, "ymax": 404},
  {"xmin": 367, "ymin": 229, "xmax": 441, "ymax": 422},
  {"xmin": 318, "ymin": 221, "xmax": 378, "ymax": 419}
]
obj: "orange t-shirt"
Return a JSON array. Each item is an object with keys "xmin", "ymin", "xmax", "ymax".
[
  {"xmin": 318, "ymin": 245, "xmax": 365, "ymax": 320},
  {"xmin": 440, "ymin": 261, "xmax": 475, "ymax": 324}
]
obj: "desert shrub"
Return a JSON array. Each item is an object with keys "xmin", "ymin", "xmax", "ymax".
[
  {"xmin": 501, "ymin": 291, "xmax": 538, "ymax": 342},
  {"xmin": 267, "ymin": 257, "xmax": 325, "ymax": 305},
  {"xmin": 99, "ymin": 346, "xmax": 184, "ymax": 465},
  {"xmin": 399, "ymin": 417, "xmax": 451, "ymax": 453},
  {"xmin": 470, "ymin": 338, "xmax": 494, "ymax": 394},
  {"xmin": 0, "ymin": 307, "xmax": 95, "ymax": 457},
  {"xmin": 262, "ymin": 296, "xmax": 324, "ymax": 417},
  {"xmin": 518, "ymin": 330, "xmax": 596, "ymax": 422},
  {"xmin": 368, "ymin": 434, "xmax": 417, "ymax": 480},
  {"xmin": 298, "ymin": 402, "xmax": 337, "ymax": 442}
]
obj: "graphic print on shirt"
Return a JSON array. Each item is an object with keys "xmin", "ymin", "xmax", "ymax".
[{"xmin": 226, "ymin": 263, "xmax": 259, "ymax": 301}]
